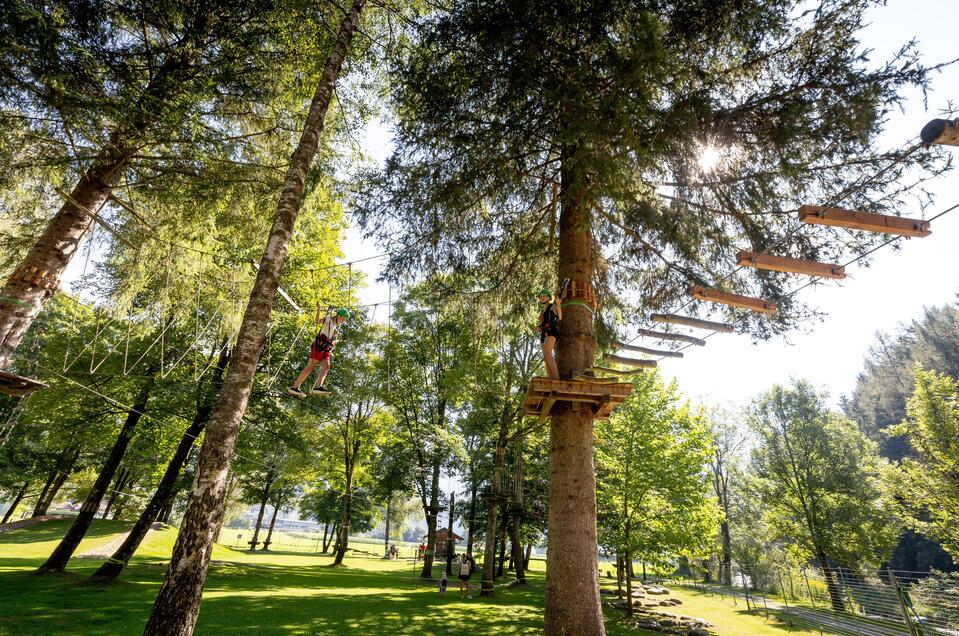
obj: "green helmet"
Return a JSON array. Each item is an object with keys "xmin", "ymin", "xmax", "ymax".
[
  {"xmin": 537, "ymin": 288, "xmax": 552, "ymax": 299},
  {"xmin": 336, "ymin": 307, "xmax": 350, "ymax": 319}
]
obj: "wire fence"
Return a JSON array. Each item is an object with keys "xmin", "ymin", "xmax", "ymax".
[{"xmin": 667, "ymin": 562, "xmax": 959, "ymax": 636}]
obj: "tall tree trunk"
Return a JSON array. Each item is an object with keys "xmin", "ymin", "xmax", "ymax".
[
  {"xmin": 89, "ymin": 345, "xmax": 226, "ymax": 581},
  {"xmin": 720, "ymin": 519, "xmax": 732, "ymax": 586},
  {"xmin": 143, "ymin": 5, "xmax": 366, "ymax": 633},
  {"xmin": 616, "ymin": 553, "xmax": 624, "ymax": 599},
  {"xmin": 32, "ymin": 446, "xmax": 80, "ymax": 517},
  {"xmin": 445, "ymin": 491, "xmax": 456, "ymax": 575},
  {"xmin": 496, "ymin": 510, "xmax": 508, "ymax": 578},
  {"xmin": 383, "ymin": 495, "xmax": 392, "ymax": 558},
  {"xmin": 2, "ymin": 481, "xmax": 30, "ymax": 524},
  {"xmin": 325, "ymin": 521, "xmax": 339, "ymax": 553},
  {"xmin": 261, "ymin": 496, "xmax": 282, "ymax": 551},
  {"xmin": 332, "ymin": 485, "xmax": 353, "ymax": 565},
  {"xmin": 156, "ymin": 498, "xmax": 174, "ymax": 524},
  {"xmin": 90, "ymin": 408, "xmax": 211, "ymax": 581},
  {"xmin": 544, "ymin": 152, "xmax": 603, "ymax": 635},
  {"xmin": 321, "ymin": 523, "xmax": 331, "ymax": 553},
  {"xmin": 0, "ymin": 43, "xmax": 201, "ymax": 370},
  {"xmin": 817, "ymin": 549, "xmax": 846, "ymax": 612},
  {"xmin": 102, "ymin": 466, "xmax": 130, "ymax": 519},
  {"xmin": 625, "ymin": 547, "xmax": 634, "ymax": 617},
  {"xmin": 466, "ymin": 479, "xmax": 477, "ymax": 555},
  {"xmin": 510, "ymin": 434, "xmax": 526, "ymax": 584},
  {"xmin": 37, "ymin": 377, "xmax": 154, "ymax": 573},
  {"xmin": 419, "ymin": 454, "xmax": 441, "ymax": 578},
  {"xmin": 248, "ymin": 473, "xmax": 275, "ymax": 551},
  {"xmin": 481, "ymin": 444, "xmax": 506, "ymax": 596},
  {"xmin": 31, "ymin": 471, "xmax": 55, "ymax": 517}
]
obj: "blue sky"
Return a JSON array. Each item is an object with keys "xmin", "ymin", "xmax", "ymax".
[{"xmin": 343, "ymin": 0, "xmax": 959, "ymax": 409}]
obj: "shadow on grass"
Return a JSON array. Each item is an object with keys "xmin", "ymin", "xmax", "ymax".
[{"xmin": 0, "ymin": 519, "xmax": 129, "ymax": 544}]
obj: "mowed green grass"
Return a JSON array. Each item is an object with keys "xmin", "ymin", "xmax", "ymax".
[{"xmin": 0, "ymin": 520, "xmax": 829, "ymax": 635}]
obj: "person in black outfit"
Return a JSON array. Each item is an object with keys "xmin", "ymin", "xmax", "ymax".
[{"xmin": 537, "ymin": 288, "xmax": 562, "ymax": 379}]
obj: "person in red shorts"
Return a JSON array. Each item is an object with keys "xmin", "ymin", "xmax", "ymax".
[{"xmin": 287, "ymin": 305, "xmax": 349, "ymax": 398}]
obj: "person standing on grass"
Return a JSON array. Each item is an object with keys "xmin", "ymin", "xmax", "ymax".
[{"xmin": 457, "ymin": 553, "xmax": 475, "ymax": 598}]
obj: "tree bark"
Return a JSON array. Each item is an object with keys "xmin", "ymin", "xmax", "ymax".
[
  {"xmin": 419, "ymin": 454, "xmax": 441, "ymax": 578},
  {"xmin": 37, "ymin": 377, "xmax": 154, "ymax": 573},
  {"xmin": 332, "ymin": 490, "xmax": 352, "ymax": 565},
  {"xmin": 625, "ymin": 548, "xmax": 634, "ymax": 617},
  {"xmin": 261, "ymin": 495, "xmax": 282, "ymax": 551},
  {"xmin": 544, "ymin": 151, "xmax": 604, "ymax": 635},
  {"xmin": 0, "ymin": 43, "xmax": 201, "ymax": 370},
  {"xmin": 466, "ymin": 479, "xmax": 477, "ymax": 555},
  {"xmin": 321, "ymin": 522, "xmax": 331, "ymax": 553},
  {"xmin": 481, "ymin": 444, "xmax": 506, "ymax": 596},
  {"xmin": 509, "ymin": 434, "xmax": 526, "ymax": 584},
  {"xmin": 90, "ymin": 406, "xmax": 211, "ymax": 581},
  {"xmin": 102, "ymin": 466, "xmax": 130, "ymax": 519},
  {"xmin": 383, "ymin": 495, "xmax": 392, "ymax": 558},
  {"xmin": 817, "ymin": 549, "xmax": 846, "ymax": 612},
  {"xmin": 142, "ymin": 5, "xmax": 366, "ymax": 633},
  {"xmin": 327, "ymin": 521, "xmax": 340, "ymax": 554},
  {"xmin": 248, "ymin": 472, "xmax": 275, "ymax": 551},
  {"xmin": 496, "ymin": 510, "xmax": 508, "ymax": 578},
  {"xmin": 445, "ymin": 491, "xmax": 455, "ymax": 575},
  {"xmin": 2, "ymin": 481, "xmax": 30, "ymax": 524},
  {"xmin": 32, "ymin": 447, "xmax": 79, "ymax": 517},
  {"xmin": 720, "ymin": 519, "xmax": 732, "ymax": 586}
]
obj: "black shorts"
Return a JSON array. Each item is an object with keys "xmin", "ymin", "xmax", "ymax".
[
  {"xmin": 540, "ymin": 327, "xmax": 559, "ymax": 343},
  {"xmin": 458, "ymin": 574, "xmax": 471, "ymax": 581}
]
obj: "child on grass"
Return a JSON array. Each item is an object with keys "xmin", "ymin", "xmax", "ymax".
[{"xmin": 287, "ymin": 304, "xmax": 349, "ymax": 398}]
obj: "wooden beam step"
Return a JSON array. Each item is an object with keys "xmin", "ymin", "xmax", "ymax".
[
  {"xmin": 613, "ymin": 341, "xmax": 683, "ymax": 358},
  {"xmin": 798, "ymin": 205, "xmax": 931, "ymax": 238},
  {"xmin": 0, "ymin": 370, "xmax": 47, "ymax": 397},
  {"xmin": 651, "ymin": 313, "xmax": 734, "ymax": 333},
  {"xmin": 736, "ymin": 251, "xmax": 845, "ymax": 280},
  {"xmin": 603, "ymin": 354, "xmax": 657, "ymax": 369},
  {"xmin": 689, "ymin": 285, "xmax": 776, "ymax": 315},
  {"xmin": 634, "ymin": 328, "xmax": 706, "ymax": 347},
  {"xmin": 921, "ymin": 118, "xmax": 959, "ymax": 147},
  {"xmin": 589, "ymin": 366, "xmax": 645, "ymax": 377}
]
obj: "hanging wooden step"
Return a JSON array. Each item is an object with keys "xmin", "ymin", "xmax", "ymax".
[
  {"xmin": 736, "ymin": 251, "xmax": 845, "ymax": 280},
  {"xmin": 635, "ymin": 328, "xmax": 706, "ymax": 347},
  {"xmin": 603, "ymin": 354, "xmax": 657, "ymax": 368},
  {"xmin": 690, "ymin": 286, "xmax": 776, "ymax": 315},
  {"xmin": 613, "ymin": 341, "xmax": 683, "ymax": 358},
  {"xmin": 921, "ymin": 118, "xmax": 959, "ymax": 147},
  {"xmin": 0, "ymin": 370, "xmax": 47, "ymax": 397},
  {"xmin": 523, "ymin": 377, "xmax": 633, "ymax": 422},
  {"xmin": 651, "ymin": 313, "xmax": 734, "ymax": 333},
  {"xmin": 798, "ymin": 206, "xmax": 931, "ymax": 238},
  {"xmin": 588, "ymin": 366, "xmax": 645, "ymax": 378}
]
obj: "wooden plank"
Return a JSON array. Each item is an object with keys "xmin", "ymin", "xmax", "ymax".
[
  {"xmin": 634, "ymin": 328, "xmax": 706, "ymax": 347},
  {"xmin": 798, "ymin": 205, "xmax": 931, "ymax": 238},
  {"xmin": 603, "ymin": 354, "xmax": 657, "ymax": 369},
  {"xmin": 589, "ymin": 366, "xmax": 644, "ymax": 377},
  {"xmin": 736, "ymin": 251, "xmax": 845, "ymax": 279},
  {"xmin": 689, "ymin": 285, "xmax": 776, "ymax": 315},
  {"xmin": 527, "ymin": 377, "xmax": 632, "ymax": 396},
  {"xmin": 921, "ymin": 118, "xmax": 959, "ymax": 147},
  {"xmin": 613, "ymin": 341, "xmax": 683, "ymax": 358},
  {"xmin": 651, "ymin": 313, "xmax": 735, "ymax": 333},
  {"xmin": 539, "ymin": 393, "xmax": 557, "ymax": 423},
  {"xmin": 0, "ymin": 370, "xmax": 47, "ymax": 397}
]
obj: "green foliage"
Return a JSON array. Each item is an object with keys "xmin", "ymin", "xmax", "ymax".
[
  {"xmin": 748, "ymin": 380, "xmax": 899, "ymax": 570},
  {"xmin": 892, "ymin": 369, "xmax": 959, "ymax": 559},
  {"xmin": 359, "ymin": 0, "xmax": 946, "ymax": 339},
  {"xmin": 596, "ymin": 371, "xmax": 718, "ymax": 566}
]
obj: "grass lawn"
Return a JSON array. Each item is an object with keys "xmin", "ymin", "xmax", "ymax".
[{"xmin": 0, "ymin": 519, "xmax": 835, "ymax": 635}]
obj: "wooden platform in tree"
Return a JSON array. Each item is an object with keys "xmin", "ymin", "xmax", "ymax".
[
  {"xmin": 522, "ymin": 377, "xmax": 632, "ymax": 423},
  {"xmin": 0, "ymin": 370, "xmax": 46, "ymax": 397}
]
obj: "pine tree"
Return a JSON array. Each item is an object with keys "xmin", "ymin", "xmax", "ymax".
[{"xmin": 360, "ymin": 2, "xmax": 942, "ymax": 631}]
